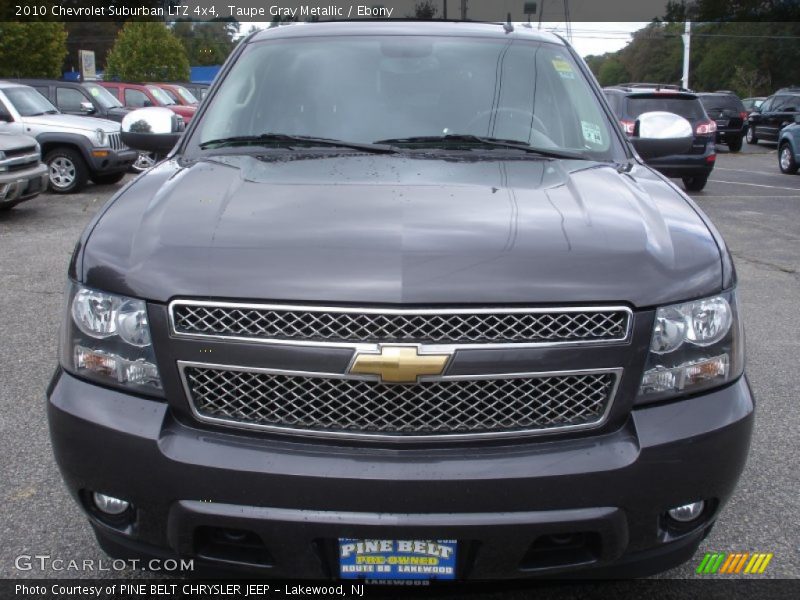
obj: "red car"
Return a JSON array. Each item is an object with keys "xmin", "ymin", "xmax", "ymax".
[
  {"xmin": 149, "ymin": 82, "xmax": 199, "ymax": 107},
  {"xmin": 98, "ymin": 82, "xmax": 196, "ymax": 122}
]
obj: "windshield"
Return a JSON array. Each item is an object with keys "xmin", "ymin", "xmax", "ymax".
[
  {"xmin": 146, "ymin": 85, "xmax": 175, "ymax": 106},
  {"xmin": 192, "ymin": 36, "xmax": 621, "ymax": 160},
  {"xmin": 174, "ymin": 85, "xmax": 198, "ymax": 104},
  {"xmin": 3, "ymin": 86, "xmax": 58, "ymax": 116},
  {"xmin": 84, "ymin": 83, "xmax": 123, "ymax": 109}
]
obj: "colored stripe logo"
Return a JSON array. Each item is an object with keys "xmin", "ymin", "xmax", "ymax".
[{"xmin": 696, "ymin": 552, "xmax": 773, "ymax": 574}]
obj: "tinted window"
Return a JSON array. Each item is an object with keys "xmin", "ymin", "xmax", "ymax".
[
  {"xmin": 125, "ymin": 88, "xmax": 150, "ymax": 108},
  {"xmin": 56, "ymin": 87, "xmax": 87, "ymax": 111},
  {"xmin": 774, "ymin": 95, "xmax": 800, "ymax": 111},
  {"xmin": 699, "ymin": 94, "xmax": 744, "ymax": 112},
  {"xmin": 625, "ymin": 95, "xmax": 706, "ymax": 120},
  {"xmin": 195, "ymin": 36, "xmax": 621, "ymax": 160}
]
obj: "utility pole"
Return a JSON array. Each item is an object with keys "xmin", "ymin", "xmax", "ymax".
[
  {"xmin": 443, "ymin": 0, "xmax": 447, "ymax": 19},
  {"xmin": 682, "ymin": 21, "xmax": 691, "ymax": 89},
  {"xmin": 538, "ymin": 0, "xmax": 545, "ymax": 29},
  {"xmin": 461, "ymin": 0, "xmax": 467, "ymax": 20}
]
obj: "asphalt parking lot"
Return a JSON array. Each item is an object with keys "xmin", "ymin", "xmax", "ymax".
[{"xmin": 1, "ymin": 142, "xmax": 798, "ymax": 585}]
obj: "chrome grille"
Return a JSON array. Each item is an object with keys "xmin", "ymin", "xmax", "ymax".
[
  {"xmin": 108, "ymin": 132, "xmax": 127, "ymax": 151},
  {"xmin": 171, "ymin": 302, "xmax": 630, "ymax": 346},
  {"xmin": 182, "ymin": 365, "xmax": 618, "ymax": 439}
]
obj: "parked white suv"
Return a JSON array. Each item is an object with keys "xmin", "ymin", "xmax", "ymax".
[{"xmin": 0, "ymin": 82, "xmax": 136, "ymax": 193}]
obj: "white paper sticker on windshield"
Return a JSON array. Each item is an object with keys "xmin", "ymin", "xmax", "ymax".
[{"xmin": 581, "ymin": 121, "xmax": 603, "ymax": 145}]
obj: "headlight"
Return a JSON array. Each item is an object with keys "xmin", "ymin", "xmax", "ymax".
[
  {"xmin": 637, "ymin": 291, "xmax": 744, "ymax": 404},
  {"xmin": 60, "ymin": 282, "xmax": 162, "ymax": 396},
  {"xmin": 95, "ymin": 128, "xmax": 108, "ymax": 147}
]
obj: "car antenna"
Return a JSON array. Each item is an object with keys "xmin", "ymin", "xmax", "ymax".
[{"xmin": 504, "ymin": 13, "xmax": 514, "ymax": 33}]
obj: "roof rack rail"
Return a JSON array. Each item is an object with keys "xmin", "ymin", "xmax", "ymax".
[{"xmin": 616, "ymin": 82, "xmax": 692, "ymax": 92}]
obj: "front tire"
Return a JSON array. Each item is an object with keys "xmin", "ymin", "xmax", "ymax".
[
  {"xmin": 779, "ymin": 142, "xmax": 798, "ymax": 174},
  {"xmin": 91, "ymin": 172, "xmax": 126, "ymax": 185},
  {"xmin": 45, "ymin": 148, "xmax": 88, "ymax": 194},
  {"xmin": 682, "ymin": 175, "xmax": 708, "ymax": 192},
  {"xmin": 746, "ymin": 126, "xmax": 758, "ymax": 144},
  {"xmin": 727, "ymin": 136, "xmax": 743, "ymax": 152}
]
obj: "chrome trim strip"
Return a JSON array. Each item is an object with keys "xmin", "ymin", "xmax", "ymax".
[
  {"xmin": 168, "ymin": 300, "xmax": 634, "ymax": 351},
  {"xmin": 177, "ymin": 360, "xmax": 623, "ymax": 442}
]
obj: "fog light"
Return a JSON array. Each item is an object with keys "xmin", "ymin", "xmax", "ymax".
[
  {"xmin": 668, "ymin": 500, "xmax": 705, "ymax": 523},
  {"xmin": 92, "ymin": 492, "xmax": 130, "ymax": 515}
]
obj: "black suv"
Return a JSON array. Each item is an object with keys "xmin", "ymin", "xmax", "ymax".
[
  {"xmin": 16, "ymin": 79, "xmax": 130, "ymax": 123},
  {"xmin": 48, "ymin": 23, "xmax": 752, "ymax": 580},
  {"xmin": 747, "ymin": 88, "xmax": 800, "ymax": 144},
  {"xmin": 604, "ymin": 85, "xmax": 716, "ymax": 191},
  {"xmin": 697, "ymin": 92, "xmax": 747, "ymax": 152}
]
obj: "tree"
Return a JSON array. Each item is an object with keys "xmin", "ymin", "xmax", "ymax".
[
  {"xmin": 412, "ymin": 1, "xmax": 439, "ymax": 19},
  {"xmin": 105, "ymin": 22, "xmax": 190, "ymax": 82},
  {"xmin": 64, "ymin": 22, "xmax": 122, "ymax": 73},
  {"xmin": 172, "ymin": 20, "xmax": 239, "ymax": 66},
  {"xmin": 0, "ymin": 22, "xmax": 67, "ymax": 79},
  {"xmin": 598, "ymin": 59, "xmax": 630, "ymax": 87},
  {"xmin": 731, "ymin": 66, "xmax": 770, "ymax": 98}
]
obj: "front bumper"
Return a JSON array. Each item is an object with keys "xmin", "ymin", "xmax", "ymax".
[
  {"xmin": 0, "ymin": 163, "xmax": 48, "ymax": 206},
  {"xmin": 47, "ymin": 370, "xmax": 754, "ymax": 579},
  {"xmin": 86, "ymin": 148, "xmax": 137, "ymax": 174}
]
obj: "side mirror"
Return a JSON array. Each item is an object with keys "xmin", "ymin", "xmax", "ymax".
[
  {"xmin": 121, "ymin": 107, "xmax": 182, "ymax": 154},
  {"xmin": 630, "ymin": 111, "xmax": 693, "ymax": 160},
  {"xmin": 785, "ymin": 106, "xmax": 797, "ymax": 113},
  {"xmin": 79, "ymin": 101, "xmax": 96, "ymax": 114},
  {"xmin": 142, "ymin": 99, "xmax": 153, "ymax": 108}
]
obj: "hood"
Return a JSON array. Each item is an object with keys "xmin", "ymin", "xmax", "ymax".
[
  {"xmin": 104, "ymin": 106, "xmax": 131, "ymax": 123},
  {"xmin": 0, "ymin": 132, "xmax": 37, "ymax": 150},
  {"xmin": 81, "ymin": 153, "xmax": 723, "ymax": 308},
  {"xmin": 169, "ymin": 105, "xmax": 196, "ymax": 120},
  {"xmin": 21, "ymin": 113, "xmax": 120, "ymax": 132}
]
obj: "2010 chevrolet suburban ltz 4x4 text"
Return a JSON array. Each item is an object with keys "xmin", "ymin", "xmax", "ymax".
[{"xmin": 48, "ymin": 22, "xmax": 753, "ymax": 580}]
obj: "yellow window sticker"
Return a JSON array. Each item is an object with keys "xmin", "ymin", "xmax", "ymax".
[
  {"xmin": 89, "ymin": 87, "xmax": 100, "ymax": 97},
  {"xmin": 581, "ymin": 121, "xmax": 603, "ymax": 146},
  {"xmin": 552, "ymin": 57, "xmax": 575, "ymax": 79}
]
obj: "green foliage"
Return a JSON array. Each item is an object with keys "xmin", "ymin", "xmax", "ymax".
[
  {"xmin": 0, "ymin": 22, "xmax": 67, "ymax": 79},
  {"xmin": 585, "ymin": 21, "xmax": 800, "ymax": 96},
  {"xmin": 172, "ymin": 20, "xmax": 239, "ymax": 67},
  {"xmin": 105, "ymin": 22, "xmax": 190, "ymax": 82},
  {"xmin": 412, "ymin": 1, "xmax": 439, "ymax": 19},
  {"xmin": 598, "ymin": 59, "xmax": 630, "ymax": 87}
]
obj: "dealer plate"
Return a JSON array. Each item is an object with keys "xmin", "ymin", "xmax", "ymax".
[{"xmin": 338, "ymin": 539, "xmax": 457, "ymax": 580}]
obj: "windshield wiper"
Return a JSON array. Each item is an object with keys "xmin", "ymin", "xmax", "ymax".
[
  {"xmin": 199, "ymin": 133, "xmax": 397, "ymax": 154},
  {"xmin": 374, "ymin": 134, "xmax": 586, "ymax": 160}
]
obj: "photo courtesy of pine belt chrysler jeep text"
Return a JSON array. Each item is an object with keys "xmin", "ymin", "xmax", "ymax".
[{"xmin": 47, "ymin": 22, "xmax": 754, "ymax": 580}]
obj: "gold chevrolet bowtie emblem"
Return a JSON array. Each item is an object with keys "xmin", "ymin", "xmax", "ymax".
[{"xmin": 349, "ymin": 346, "xmax": 451, "ymax": 384}]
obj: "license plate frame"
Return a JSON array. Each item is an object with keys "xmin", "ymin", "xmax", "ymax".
[{"xmin": 338, "ymin": 538, "xmax": 457, "ymax": 580}]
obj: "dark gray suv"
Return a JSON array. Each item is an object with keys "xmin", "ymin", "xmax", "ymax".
[{"xmin": 47, "ymin": 22, "xmax": 753, "ymax": 580}]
